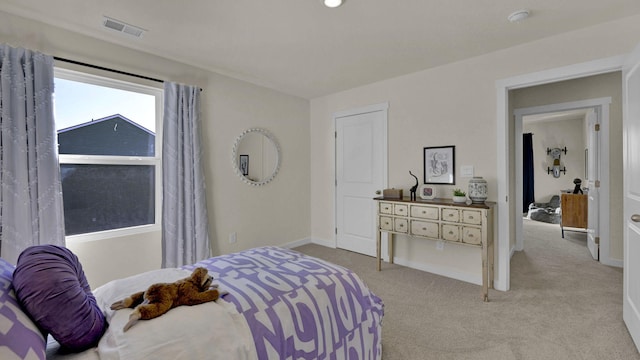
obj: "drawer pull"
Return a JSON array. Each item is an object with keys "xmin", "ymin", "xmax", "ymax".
[
  {"xmin": 469, "ymin": 234, "xmax": 474, "ymax": 238},
  {"xmin": 448, "ymin": 214, "xmax": 454, "ymax": 217},
  {"xmin": 399, "ymin": 224, "xmax": 404, "ymax": 227},
  {"xmin": 422, "ymin": 211, "xmax": 426, "ymax": 214},
  {"xmin": 468, "ymin": 216, "xmax": 475, "ymax": 219},
  {"xmin": 422, "ymin": 227, "xmax": 427, "ymax": 231},
  {"xmin": 449, "ymin": 231, "xmax": 454, "ymax": 235}
]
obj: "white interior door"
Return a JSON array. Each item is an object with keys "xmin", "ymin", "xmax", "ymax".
[
  {"xmin": 623, "ymin": 42, "xmax": 640, "ymax": 352},
  {"xmin": 335, "ymin": 103, "xmax": 388, "ymax": 257},
  {"xmin": 586, "ymin": 108, "xmax": 600, "ymax": 260}
]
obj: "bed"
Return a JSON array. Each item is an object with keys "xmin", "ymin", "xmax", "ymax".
[{"xmin": 1, "ymin": 246, "xmax": 383, "ymax": 360}]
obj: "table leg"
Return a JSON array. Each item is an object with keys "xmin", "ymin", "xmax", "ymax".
[
  {"xmin": 377, "ymin": 230, "xmax": 381, "ymax": 271},
  {"xmin": 388, "ymin": 233, "xmax": 394, "ymax": 264},
  {"xmin": 482, "ymin": 239, "xmax": 489, "ymax": 302}
]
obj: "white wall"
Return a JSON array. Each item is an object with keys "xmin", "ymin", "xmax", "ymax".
[
  {"xmin": 523, "ymin": 117, "xmax": 586, "ymax": 203},
  {"xmin": 0, "ymin": 11, "xmax": 311, "ymax": 288},
  {"xmin": 310, "ymin": 15, "xmax": 640, "ymax": 285}
]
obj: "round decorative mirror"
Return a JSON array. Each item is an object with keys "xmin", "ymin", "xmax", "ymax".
[{"xmin": 231, "ymin": 128, "xmax": 281, "ymax": 186}]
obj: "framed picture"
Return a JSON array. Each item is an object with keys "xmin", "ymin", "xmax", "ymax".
[
  {"xmin": 423, "ymin": 145, "xmax": 455, "ymax": 185},
  {"xmin": 239, "ymin": 155, "xmax": 249, "ymax": 176},
  {"xmin": 419, "ymin": 184, "xmax": 436, "ymax": 200}
]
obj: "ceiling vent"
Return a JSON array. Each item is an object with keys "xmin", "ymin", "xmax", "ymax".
[{"xmin": 102, "ymin": 16, "xmax": 146, "ymax": 38}]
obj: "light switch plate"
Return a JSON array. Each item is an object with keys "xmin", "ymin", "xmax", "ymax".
[{"xmin": 460, "ymin": 165, "xmax": 474, "ymax": 178}]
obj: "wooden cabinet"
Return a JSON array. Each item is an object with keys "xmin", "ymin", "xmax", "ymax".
[
  {"xmin": 375, "ymin": 198, "xmax": 494, "ymax": 301},
  {"xmin": 561, "ymin": 193, "xmax": 588, "ymax": 237}
]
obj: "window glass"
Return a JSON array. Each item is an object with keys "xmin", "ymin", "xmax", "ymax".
[
  {"xmin": 55, "ymin": 78, "xmax": 156, "ymax": 156},
  {"xmin": 61, "ymin": 164, "xmax": 155, "ymax": 235}
]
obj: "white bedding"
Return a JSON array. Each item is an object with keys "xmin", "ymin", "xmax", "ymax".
[{"xmin": 47, "ymin": 268, "xmax": 257, "ymax": 360}]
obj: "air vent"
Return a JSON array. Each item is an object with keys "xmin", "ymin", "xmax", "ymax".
[{"xmin": 102, "ymin": 16, "xmax": 145, "ymax": 38}]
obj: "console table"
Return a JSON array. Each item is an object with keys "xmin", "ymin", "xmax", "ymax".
[{"xmin": 374, "ymin": 197, "xmax": 494, "ymax": 301}]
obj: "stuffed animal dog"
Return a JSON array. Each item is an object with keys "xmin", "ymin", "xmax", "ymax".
[{"xmin": 110, "ymin": 267, "xmax": 219, "ymax": 331}]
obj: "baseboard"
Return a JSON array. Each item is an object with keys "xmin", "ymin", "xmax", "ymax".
[
  {"xmin": 280, "ymin": 238, "xmax": 312, "ymax": 249},
  {"xmin": 281, "ymin": 237, "xmax": 337, "ymax": 249},
  {"xmin": 601, "ymin": 256, "xmax": 623, "ymax": 268},
  {"xmin": 392, "ymin": 258, "xmax": 482, "ymax": 286},
  {"xmin": 310, "ymin": 238, "xmax": 336, "ymax": 248}
]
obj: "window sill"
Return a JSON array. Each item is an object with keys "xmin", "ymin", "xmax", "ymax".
[{"xmin": 65, "ymin": 224, "xmax": 161, "ymax": 244}]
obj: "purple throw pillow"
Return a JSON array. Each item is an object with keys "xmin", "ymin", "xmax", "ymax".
[
  {"xmin": 12, "ymin": 245, "xmax": 106, "ymax": 352},
  {"xmin": 0, "ymin": 256, "xmax": 46, "ymax": 360}
]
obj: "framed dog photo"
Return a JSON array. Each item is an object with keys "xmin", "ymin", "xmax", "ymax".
[{"xmin": 419, "ymin": 185, "xmax": 437, "ymax": 200}]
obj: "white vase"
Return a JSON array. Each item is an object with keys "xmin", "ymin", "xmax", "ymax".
[{"xmin": 468, "ymin": 176, "xmax": 488, "ymax": 204}]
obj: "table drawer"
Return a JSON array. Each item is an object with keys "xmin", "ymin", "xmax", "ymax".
[
  {"xmin": 411, "ymin": 220, "xmax": 439, "ymax": 238},
  {"xmin": 441, "ymin": 208, "xmax": 460, "ymax": 223},
  {"xmin": 462, "ymin": 210, "xmax": 482, "ymax": 225},
  {"xmin": 394, "ymin": 218, "xmax": 409, "ymax": 233},
  {"xmin": 379, "ymin": 202, "xmax": 393, "ymax": 214},
  {"xmin": 394, "ymin": 204, "xmax": 409, "ymax": 216},
  {"xmin": 410, "ymin": 205, "xmax": 439, "ymax": 220},
  {"xmin": 462, "ymin": 226, "xmax": 482, "ymax": 245},
  {"xmin": 441, "ymin": 224, "xmax": 461, "ymax": 242},
  {"xmin": 379, "ymin": 216, "xmax": 393, "ymax": 231}
]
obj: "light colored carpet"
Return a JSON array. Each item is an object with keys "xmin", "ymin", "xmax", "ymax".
[{"xmin": 294, "ymin": 219, "xmax": 640, "ymax": 360}]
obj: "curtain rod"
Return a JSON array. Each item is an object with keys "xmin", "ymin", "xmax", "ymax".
[{"xmin": 53, "ymin": 56, "xmax": 164, "ymax": 84}]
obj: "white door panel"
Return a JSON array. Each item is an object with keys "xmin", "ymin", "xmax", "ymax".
[
  {"xmin": 336, "ymin": 104, "xmax": 388, "ymax": 257},
  {"xmin": 623, "ymin": 42, "xmax": 640, "ymax": 352},
  {"xmin": 586, "ymin": 108, "xmax": 600, "ymax": 260}
]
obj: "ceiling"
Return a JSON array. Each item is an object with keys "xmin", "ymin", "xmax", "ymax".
[{"xmin": 2, "ymin": 0, "xmax": 640, "ymax": 99}]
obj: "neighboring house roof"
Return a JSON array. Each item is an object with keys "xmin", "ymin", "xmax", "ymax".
[
  {"xmin": 57, "ymin": 114, "xmax": 154, "ymax": 136},
  {"xmin": 57, "ymin": 114, "xmax": 155, "ymax": 157}
]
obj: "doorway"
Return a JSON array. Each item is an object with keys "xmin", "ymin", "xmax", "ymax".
[
  {"xmin": 514, "ymin": 100, "xmax": 610, "ymax": 262},
  {"xmin": 495, "ymin": 56, "xmax": 625, "ymax": 291}
]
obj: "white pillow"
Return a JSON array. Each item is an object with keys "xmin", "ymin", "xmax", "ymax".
[{"xmin": 92, "ymin": 268, "xmax": 256, "ymax": 360}]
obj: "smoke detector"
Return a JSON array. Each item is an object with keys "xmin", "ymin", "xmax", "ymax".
[
  {"xmin": 508, "ymin": 9, "xmax": 530, "ymax": 23},
  {"xmin": 102, "ymin": 16, "xmax": 146, "ymax": 38}
]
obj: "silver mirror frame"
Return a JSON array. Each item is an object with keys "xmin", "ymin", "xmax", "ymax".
[{"xmin": 231, "ymin": 128, "xmax": 281, "ymax": 186}]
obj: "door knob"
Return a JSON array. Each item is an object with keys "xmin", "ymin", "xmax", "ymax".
[
  {"xmin": 375, "ymin": 190, "xmax": 381, "ymax": 195},
  {"xmin": 632, "ymin": 214, "xmax": 640, "ymax": 223}
]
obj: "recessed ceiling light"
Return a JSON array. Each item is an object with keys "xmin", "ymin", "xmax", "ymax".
[
  {"xmin": 324, "ymin": 0, "xmax": 344, "ymax": 8},
  {"xmin": 508, "ymin": 9, "xmax": 530, "ymax": 23}
]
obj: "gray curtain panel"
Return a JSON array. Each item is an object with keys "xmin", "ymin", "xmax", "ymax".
[
  {"xmin": 0, "ymin": 44, "xmax": 65, "ymax": 264},
  {"xmin": 162, "ymin": 82, "xmax": 210, "ymax": 268}
]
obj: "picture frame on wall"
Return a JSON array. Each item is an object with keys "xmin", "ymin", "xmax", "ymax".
[
  {"xmin": 424, "ymin": 145, "xmax": 455, "ymax": 185},
  {"xmin": 240, "ymin": 155, "xmax": 249, "ymax": 176},
  {"xmin": 419, "ymin": 184, "xmax": 437, "ymax": 200}
]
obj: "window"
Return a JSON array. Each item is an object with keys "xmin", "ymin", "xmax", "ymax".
[{"xmin": 54, "ymin": 68, "xmax": 162, "ymax": 239}]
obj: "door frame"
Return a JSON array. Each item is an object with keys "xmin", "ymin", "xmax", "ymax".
[
  {"xmin": 333, "ymin": 102, "xmax": 389, "ymax": 258},
  {"xmin": 513, "ymin": 98, "xmax": 611, "ymax": 263},
  {"xmin": 495, "ymin": 55, "xmax": 625, "ymax": 291}
]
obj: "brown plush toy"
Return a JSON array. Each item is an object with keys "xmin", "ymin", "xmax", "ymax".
[{"xmin": 110, "ymin": 267, "xmax": 219, "ymax": 332}]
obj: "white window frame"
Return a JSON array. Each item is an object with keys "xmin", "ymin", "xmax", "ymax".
[{"xmin": 54, "ymin": 67, "xmax": 163, "ymax": 243}]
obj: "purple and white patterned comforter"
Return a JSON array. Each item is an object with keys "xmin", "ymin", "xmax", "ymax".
[{"xmin": 184, "ymin": 246, "xmax": 384, "ymax": 360}]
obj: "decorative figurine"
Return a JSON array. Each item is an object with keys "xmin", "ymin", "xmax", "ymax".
[
  {"xmin": 409, "ymin": 171, "xmax": 418, "ymax": 201},
  {"xmin": 572, "ymin": 178, "xmax": 583, "ymax": 194}
]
